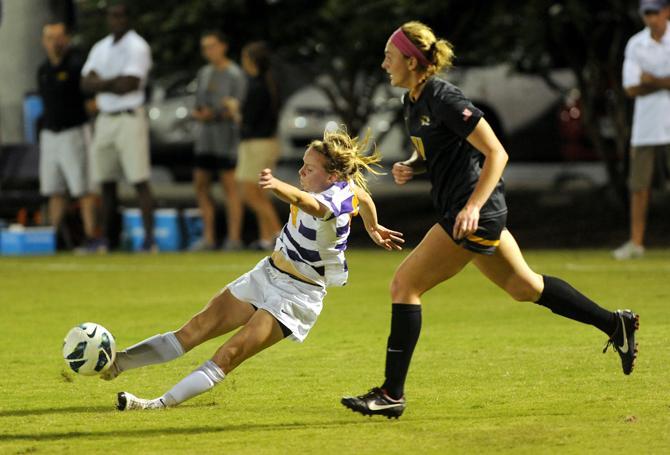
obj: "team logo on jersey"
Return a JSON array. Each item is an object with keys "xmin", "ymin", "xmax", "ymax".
[
  {"xmin": 462, "ymin": 108, "xmax": 472, "ymax": 121},
  {"xmin": 419, "ymin": 115, "xmax": 431, "ymax": 126},
  {"xmin": 57, "ymin": 71, "xmax": 69, "ymax": 81}
]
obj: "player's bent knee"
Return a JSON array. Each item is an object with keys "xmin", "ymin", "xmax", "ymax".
[{"xmin": 389, "ymin": 274, "xmax": 422, "ymax": 302}]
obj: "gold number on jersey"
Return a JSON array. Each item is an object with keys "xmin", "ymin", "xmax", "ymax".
[{"xmin": 410, "ymin": 136, "xmax": 426, "ymax": 160}]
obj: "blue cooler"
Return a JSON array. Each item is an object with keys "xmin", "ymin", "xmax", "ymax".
[
  {"xmin": 182, "ymin": 208, "xmax": 204, "ymax": 249},
  {"xmin": 122, "ymin": 208, "xmax": 182, "ymax": 252},
  {"xmin": 1, "ymin": 225, "xmax": 56, "ymax": 255},
  {"xmin": 154, "ymin": 209, "xmax": 181, "ymax": 251},
  {"xmin": 121, "ymin": 209, "xmax": 144, "ymax": 251}
]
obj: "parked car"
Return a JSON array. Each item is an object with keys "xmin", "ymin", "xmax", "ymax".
[
  {"xmin": 146, "ymin": 64, "xmax": 586, "ymax": 180},
  {"xmin": 276, "ymin": 63, "xmax": 581, "ymax": 163},
  {"xmin": 145, "ymin": 73, "xmax": 199, "ymax": 181}
]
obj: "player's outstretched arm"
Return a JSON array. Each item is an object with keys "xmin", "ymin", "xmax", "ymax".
[
  {"xmin": 353, "ymin": 186, "xmax": 404, "ymax": 251},
  {"xmin": 259, "ymin": 168, "xmax": 328, "ymax": 218}
]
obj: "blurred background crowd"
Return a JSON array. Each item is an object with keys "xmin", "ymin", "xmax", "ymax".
[{"xmin": 0, "ymin": 0, "xmax": 668, "ymax": 254}]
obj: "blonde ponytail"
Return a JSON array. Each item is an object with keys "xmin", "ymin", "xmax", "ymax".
[
  {"xmin": 401, "ymin": 21, "xmax": 455, "ymax": 76},
  {"xmin": 308, "ymin": 128, "xmax": 383, "ymax": 194}
]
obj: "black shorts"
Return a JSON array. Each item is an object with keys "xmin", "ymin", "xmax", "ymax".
[
  {"xmin": 439, "ymin": 211, "xmax": 507, "ymax": 255},
  {"xmin": 193, "ymin": 153, "xmax": 237, "ymax": 172}
]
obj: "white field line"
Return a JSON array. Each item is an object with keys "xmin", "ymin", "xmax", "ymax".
[{"xmin": 564, "ymin": 262, "xmax": 670, "ymax": 272}]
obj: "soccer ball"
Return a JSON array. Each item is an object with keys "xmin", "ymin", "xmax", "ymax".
[{"xmin": 62, "ymin": 322, "xmax": 116, "ymax": 376}]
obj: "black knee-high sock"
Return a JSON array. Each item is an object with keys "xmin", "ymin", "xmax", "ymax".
[
  {"xmin": 381, "ymin": 303, "xmax": 422, "ymax": 400},
  {"xmin": 535, "ymin": 275, "xmax": 616, "ymax": 336}
]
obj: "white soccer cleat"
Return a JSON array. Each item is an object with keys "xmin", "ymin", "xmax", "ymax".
[
  {"xmin": 117, "ymin": 392, "xmax": 166, "ymax": 411},
  {"xmin": 612, "ymin": 241, "xmax": 644, "ymax": 260}
]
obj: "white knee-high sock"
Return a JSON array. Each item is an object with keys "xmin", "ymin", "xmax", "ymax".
[
  {"xmin": 161, "ymin": 360, "xmax": 226, "ymax": 407},
  {"xmin": 115, "ymin": 332, "xmax": 185, "ymax": 373}
]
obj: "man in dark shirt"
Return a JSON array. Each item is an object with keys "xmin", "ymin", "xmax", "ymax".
[{"xmin": 38, "ymin": 21, "xmax": 99, "ymax": 250}]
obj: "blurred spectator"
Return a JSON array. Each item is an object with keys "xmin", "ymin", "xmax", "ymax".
[
  {"xmin": 614, "ymin": 0, "xmax": 670, "ymax": 260},
  {"xmin": 236, "ymin": 41, "xmax": 282, "ymax": 251},
  {"xmin": 191, "ymin": 30, "xmax": 246, "ymax": 251},
  {"xmin": 81, "ymin": 1, "xmax": 155, "ymax": 252},
  {"xmin": 37, "ymin": 20, "xmax": 99, "ymax": 250}
]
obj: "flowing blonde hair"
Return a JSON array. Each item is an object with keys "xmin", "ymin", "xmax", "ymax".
[
  {"xmin": 401, "ymin": 21, "xmax": 455, "ymax": 76},
  {"xmin": 308, "ymin": 128, "xmax": 383, "ymax": 194}
]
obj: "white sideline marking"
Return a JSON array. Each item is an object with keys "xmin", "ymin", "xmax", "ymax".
[{"xmin": 0, "ymin": 262, "xmax": 245, "ymax": 273}]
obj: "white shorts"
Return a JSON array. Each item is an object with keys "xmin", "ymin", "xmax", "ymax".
[
  {"xmin": 91, "ymin": 108, "xmax": 150, "ymax": 184},
  {"xmin": 227, "ymin": 257, "xmax": 327, "ymax": 342},
  {"xmin": 39, "ymin": 125, "xmax": 93, "ymax": 197}
]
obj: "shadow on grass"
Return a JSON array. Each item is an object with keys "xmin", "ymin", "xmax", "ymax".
[{"xmin": 0, "ymin": 418, "xmax": 402, "ymax": 442}]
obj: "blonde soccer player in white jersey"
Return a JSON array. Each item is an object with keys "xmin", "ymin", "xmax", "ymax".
[{"xmin": 102, "ymin": 129, "xmax": 404, "ymax": 411}]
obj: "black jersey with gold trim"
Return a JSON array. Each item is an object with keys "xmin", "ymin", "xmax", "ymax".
[{"xmin": 402, "ymin": 77, "xmax": 507, "ymax": 219}]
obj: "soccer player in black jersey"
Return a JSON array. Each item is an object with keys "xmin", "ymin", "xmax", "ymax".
[{"xmin": 341, "ymin": 21, "xmax": 639, "ymax": 419}]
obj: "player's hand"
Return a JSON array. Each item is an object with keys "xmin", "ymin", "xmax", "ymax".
[
  {"xmin": 258, "ymin": 168, "xmax": 276, "ymax": 189},
  {"xmin": 453, "ymin": 204, "xmax": 480, "ymax": 240},
  {"xmin": 367, "ymin": 224, "xmax": 404, "ymax": 251},
  {"xmin": 392, "ymin": 162, "xmax": 414, "ymax": 185}
]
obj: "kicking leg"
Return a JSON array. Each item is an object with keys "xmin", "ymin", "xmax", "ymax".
[
  {"xmin": 118, "ymin": 309, "xmax": 285, "ymax": 410},
  {"xmin": 473, "ymin": 230, "xmax": 638, "ymax": 374},
  {"xmin": 104, "ymin": 289, "xmax": 255, "ymax": 380}
]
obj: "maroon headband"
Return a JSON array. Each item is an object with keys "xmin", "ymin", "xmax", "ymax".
[{"xmin": 389, "ymin": 27, "xmax": 431, "ymax": 67}]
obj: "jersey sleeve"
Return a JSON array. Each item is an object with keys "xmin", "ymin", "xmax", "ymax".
[
  {"xmin": 312, "ymin": 181, "xmax": 356, "ymax": 220},
  {"xmin": 431, "ymin": 84, "xmax": 483, "ymax": 138}
]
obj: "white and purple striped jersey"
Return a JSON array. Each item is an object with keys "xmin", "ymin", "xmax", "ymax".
[{"xmin": 275, "ymin": 180, "xmax": 359, "ymax": 287}]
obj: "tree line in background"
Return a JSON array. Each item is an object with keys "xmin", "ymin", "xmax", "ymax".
[{"xmin": 70, "ymin": 0, "xmax": 643, "ymax": 204}]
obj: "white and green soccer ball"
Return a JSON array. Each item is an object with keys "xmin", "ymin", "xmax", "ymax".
[{"xmin": 62, "ymin": 322, "xmax": 116, "ymax": 376}]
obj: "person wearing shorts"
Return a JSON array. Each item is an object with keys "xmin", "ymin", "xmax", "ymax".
[
  {"xmin": 341, "ymin": 21, "xmax": 640, "ymax": 420},
  {"xmin": 236, "ymin": 41, "xmax": 282, "ymax": 251},
  {"xmin": 81, "ymin": 2, "xmax": 155, "ymax": 252},
  {"xmin": 38, "ymin": 21, "xmax": 98, "ymax": 249},
  {"xmin": 191, "ymin": 31, "xmax": 247, "ymax": 251},
  {"xmin": 613, "ymin": 0, "xmax": 670, "ymax": 260},
  {"xmin": 99, "ymin": 129, "xmax": 405, "ymax": 412}
]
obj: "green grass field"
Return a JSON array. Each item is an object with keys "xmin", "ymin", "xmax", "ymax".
[{"xmin": 1, "ymin": 249, "xmax": 669, "ymax": 454}]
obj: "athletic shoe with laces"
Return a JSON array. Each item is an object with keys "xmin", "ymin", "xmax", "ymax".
[
  {"xmin": 612, "ymin": 241, "xmax": 644, "ymax": 260},
  {"xmin": 603, "ymin": 309, "xmax": 639, "ymax": 375},
  {"xmin": 117, "ymin": 392, "xmax": 166, "ymax": 411},
  {"xmin": 341, "ymin": 387, "xmax": 406, "ymax": 419}
]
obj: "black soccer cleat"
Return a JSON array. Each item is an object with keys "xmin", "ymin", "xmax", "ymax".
[
  {"xmin": 117, "ymin": 392, "xmax": 128, "ymax": 411},
  {"xmin": 603, "ymin": 309, "xmax": 639, "ymax": 375},
  {"xmin": 341, "ymin": 387, "xmax": 406, "ymax": 419}
]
